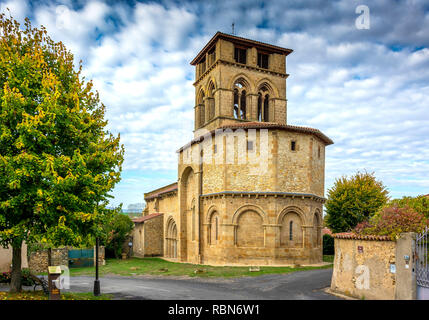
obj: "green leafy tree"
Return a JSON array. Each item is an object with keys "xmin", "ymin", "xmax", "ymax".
[
  {"xmin": 388, "ymin": 195, "xmax": 429, "ymax": 219},
  {"xmin": 325, "ymin": 171, "xmax": 389, "ymax": 233},
  {"xmin": 0, "ymin": 14, "xmax": 124, "ymax": 292},
  {"xmin": 104, "ymin": 213, "xmax": 134, "ymax": 259}
]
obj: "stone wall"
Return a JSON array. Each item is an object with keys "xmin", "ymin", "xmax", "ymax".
[
  {"xmin": 28, "ymin": 248, "xmax": 68, "ymax": 273},
  {"xmin": 94, "ymin": 246, "xmax": 105, "ymax": 265},
  {"xmin": 143, "ymin": 215, "xmax": 164, "ymax": 256},
  {"xmin": 28, "ymin": 246, "xmax": 105, "ymax": 273},
  {"xmin": 180, "ymin": 129, "xmax": 326, "ymax": 197},
  {"xmin": 330, "ymin": 233, "xmax": 416, "ymax": 300}
]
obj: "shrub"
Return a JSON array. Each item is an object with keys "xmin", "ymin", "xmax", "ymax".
[
  {"xmin": 354, "ymin": 205, "xmax": 429, "ymax": 240},
  {"xmin": 104, "ymin": 214, "xmax": 134, "ymax": 259},
  {"xmin": 389, "ymin": 195, "xmax": 429, "ymax": 219},
  {"xmin": 323, "ymin": 234, "xmax": 335, "ymax": 255},
  {"xmin": 325, "ymin": 171, "xmax": 389, "ymax": 233},
  {"xmin": 0, "ymin": 269, "xmax": 36, "ymax": 286}
]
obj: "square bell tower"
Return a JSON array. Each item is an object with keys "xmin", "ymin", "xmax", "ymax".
[{"xmin": 190, "ymin": 32, "xmax": 293, "ymax": 137}]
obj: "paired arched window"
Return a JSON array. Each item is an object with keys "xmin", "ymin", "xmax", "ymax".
[
  {"xmin": 233, "ymin": 80, "xmax": 247, "ymax": 120},
  {"xmin": 257, "ymin": 85, "xmax": 270, "ymax": 122},
  {"xmin": 207, "ymin": 82, "xmax": 215, "ymax": 121},
  {"xmin": 197, "ymin": 90, "xmax": 205, "ymax": 127}
]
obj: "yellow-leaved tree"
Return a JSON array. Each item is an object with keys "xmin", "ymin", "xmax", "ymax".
[{"xmin": 0, "ymin": 14, "xmax": 124, "ymax": 292}]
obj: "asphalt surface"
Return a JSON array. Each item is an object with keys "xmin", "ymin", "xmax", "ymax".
[{"xmin": 63, "ymin": 268, "xmax": 340, "ymax": 300}]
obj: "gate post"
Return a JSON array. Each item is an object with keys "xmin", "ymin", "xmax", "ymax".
[{"xmin": 395, "ymin": 232, "xmax": 417, "ymax": 300}]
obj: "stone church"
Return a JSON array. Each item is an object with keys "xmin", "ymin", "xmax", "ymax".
[{"xmin": 132, "ymin": 32, "xmax": 333, "ymax": 265}]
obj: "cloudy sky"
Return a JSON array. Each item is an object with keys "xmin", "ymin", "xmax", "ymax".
[{"xmin": 1, "ymin": 0, "xmax": 428, "ymax": 208}]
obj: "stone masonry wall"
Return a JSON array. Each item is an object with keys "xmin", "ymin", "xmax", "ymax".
[
  {"xmin": 330, "ymin": 233, "xmax": 417, "ymax": 300},
  {"xmin": 28, "ymin": 246, "xmax": 105, "ymax": 273},
  {"xmin": 144, "ymin": 215, "xmax": 164, "ymax": 256},
  {"xmin": 28, "ymin": 248, "xmax": 68, "ymax": 273}
]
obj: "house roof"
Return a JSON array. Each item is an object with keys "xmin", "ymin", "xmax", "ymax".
[
  {"xmin": 322, "ymin": 228, "xmax": 332, "ymax": 236},
  {"xmin": 190, "ymin": 31, "xmax": 293, "ymax": 65},
  {"xmin": 333, "ymin": 232, "xmax": 392, "ymax": 241},
  {"xmin": 144, "ymin": 183, "xmax": 178, "ymax": 201},
  {"xmin": 177, "ymin": 121, "xmax": 333, "ymax": 153},
  {"xmin": 132, "ymin": 213, "xmax": 163, "ymax": 224},
  {"xmin": 219, "ymin": 122, "xmax": 334, "ymax": 145}
]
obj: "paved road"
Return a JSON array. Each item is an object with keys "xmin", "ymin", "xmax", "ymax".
[{"xmin": 64, "ymin": 268, "xmax": 340, "ymax": 300}]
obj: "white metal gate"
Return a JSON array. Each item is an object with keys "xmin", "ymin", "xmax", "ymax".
[{"xmin": 416, "ymin": 226, "xmax": 429, "ymax": 299}]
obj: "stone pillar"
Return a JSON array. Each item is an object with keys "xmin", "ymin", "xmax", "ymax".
[
  {"xmin": 264, "ymin": 225, "xmax": 279, "ymax": 248},
  {"xmin": 248, "ymin": 94, "xmax": 259, "ymax": 121},
  {"xmin": 395, "ymin": 232, "xmax": 417, "ymax": 300},
  {"xmin": 204, "ymin": 98, "xmax": 209, "ymax": 124},
  {"xmin": 302, "ymin": 225, "xmax": 313, "ymax": 248},
  {"xmin": 248, "ymin": 47, "xmax": 257, "ymax": 67}
]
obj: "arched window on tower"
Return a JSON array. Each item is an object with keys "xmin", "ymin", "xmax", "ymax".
[
  {"xmin": 232, "ymin": 80, "xmax": 247, "ymax": 120},
  {"xmin": 207, "ymin": 82, "xmax": 215, "ymax": 121},
  {"xmin": 289, "ymin": 221, "xmax": 293, "ymax": 241},
  {"xmin": 198, "ymin": 91, "xmax": 205, "ymax": 127},
  {"xmin": 257, "ymin": 85, "xmax": 270, "ymax": 122}
]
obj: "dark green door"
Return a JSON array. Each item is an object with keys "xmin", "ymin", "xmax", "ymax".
[{"xmin": 68, "ymin": 249, "xmax": 94, "ymax": 268}]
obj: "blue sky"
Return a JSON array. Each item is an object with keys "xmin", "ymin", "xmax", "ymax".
[{"xmin": 1, "ymin": 0, "xmax": 429, "ymax": 209}]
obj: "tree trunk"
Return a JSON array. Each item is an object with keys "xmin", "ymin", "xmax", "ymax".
[
  {"xmin": 48, "ymin": 247, "xmax": 52, "ymax": 266},
  {"xmin": 10, "ymin": 244, "xmax": 22, "ymax": 293}
]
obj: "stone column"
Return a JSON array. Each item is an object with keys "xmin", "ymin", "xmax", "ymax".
[
  {"xmin": 248, "ymin": 94, "xmax": 259, "ymax": 121},
  {"xmin": 194, "ymin": 105, "xmax": 199, "ymax": 130},
  {"xmin": 302, "ymin": 225, "xmax": 313, "ymax": 249},
  {"xmin": 395, "ymin": 232, "xmax": 417, "ymax": 300}
]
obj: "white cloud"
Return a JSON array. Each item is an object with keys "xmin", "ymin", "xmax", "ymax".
[
  {"xmin": 2, "ymin": 0, "xmax": 429, "ymax": 207},
  {"xmin": 0, "ymin": 0, "xmax": 29, "ymax": 22}
]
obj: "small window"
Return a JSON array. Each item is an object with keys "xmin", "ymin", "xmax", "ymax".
[
  {"xmin": 214, "ymin": 144, "xmax": 217, "ymax": 153},
  {"xmin": 318, "ymin": 146, "xmax": 321, "ymax": 159},
  {"xmin": 291, "ymin": 141, "xmax": 296, "ymax": 151},
  {"xmin": 289, "ymin": 221, "xmax": 293, "ymax": 241},
  {"xmin": 234, "ymin": 47, "xmax": 247, "ymax": 64},
  {"xmin": 247, "ymin": 141, "xmax": 254, "ymax": 150},
  {"xmin": 257, "ymin": 52, "xmax": 269, "ymax": 69}
]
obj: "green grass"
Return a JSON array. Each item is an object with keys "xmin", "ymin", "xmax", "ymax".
[
  {"xmin": 0, "ymin": 291, "xmax": 112, "ymax": 300},
  {"xmin": 68, "ymin": 256, "xmax": 333, "ymax": 278},
  {"xmin": 323, "ymin": 255, "xmax": 334, "ymax": 263}
]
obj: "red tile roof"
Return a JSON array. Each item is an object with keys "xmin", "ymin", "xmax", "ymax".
[
  {"xmin": 219, "ymin": 122, "xmax": 333, "ymax": 145},
  {"xmin": 322, "ymin": 228, "xmax": 332, "ymax": 235},
  {"xmin": 333, "ymin": 232, "xmax": 392, "ymax": 241},
  {"xmin": 144, "ymin": 183, "xmax": 178, "ymax": 200},
  {"xmin": 190, "ymin": 31, "xmax": 293, "ymax": 65},
  {"xmin": 177, "ymin": 122, "xmax": 333, "ymax": 153},
  {"xmin": 132, "ymin": 213, "xmax": 163, "ymax": 224}
]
